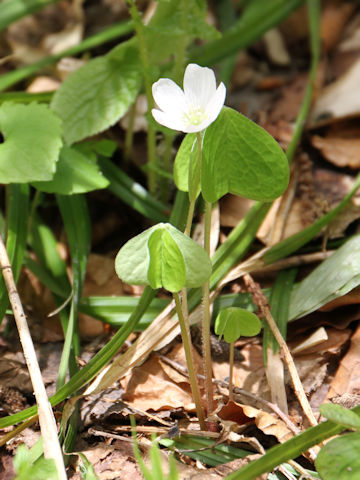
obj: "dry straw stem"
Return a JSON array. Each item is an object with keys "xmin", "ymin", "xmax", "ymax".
[
  {"xmin": 0, "ymin": 234, "xmax": 67, "ymax": 480},
  {"xmin": 243, "ymin": 274, "xmax": 318, "ymax": 428}
]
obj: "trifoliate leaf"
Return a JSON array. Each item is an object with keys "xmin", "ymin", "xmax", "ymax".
[
  {"xmin": 115, "ymin": 223, "xmax": 212, "ymax": 292},
  {"xmin": 51, "ymin": 42, "xmax": 142, "ymax": 145},
  {"xmin": 201, "ymin": 107, "xmax": 289, "ymax": 202},
  {"xmin": 215, "ymin": 307, "xmax": 261, "ymax": 343},
  {"xmin": 0, "ymin": 102, "xmax": 62, "ymax": 183},
  {"xmin": 33, "ymin": 146, "xmax": 109, "ymax": 194}
]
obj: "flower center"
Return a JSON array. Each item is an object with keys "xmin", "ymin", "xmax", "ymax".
[{"xmin": 183, "ymin": 107, "xmax": 207, "ymax": 126}]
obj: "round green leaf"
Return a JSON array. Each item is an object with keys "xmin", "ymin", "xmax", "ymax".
[
  {"xmin": 316, "ymin": 432, "xmax": 360, "ymax": 480},
  {"xmin": 201, "ymin": 107, "xmax": 289, "ymax": 202},
  {"xmin": 320, "ymin": 404, "xmax": 360, "ymax": 430},
  {"xmin": 115, "ymin": 223, "xmax": 212, "ymax": 292},
  {"xmin": 33, "ymin": 146, "xmax": 109, "ymax": 194},
  {"xmin": 214, "ymin": 307, "xmax": 261, "ymax": 343},
  {"xmin": 51, "ymin": 42, "xmax": 141, "ymax": 145},
  {"xmin": 0, "ymin": 102, "xmax": 62, "ymax": 183}
]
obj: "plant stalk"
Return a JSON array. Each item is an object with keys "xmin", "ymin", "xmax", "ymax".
[
  {"xmin": 173, "ymin": 292, "xmax": 206, "ymax": 430},
  {"xmin": 127, "ymin": 0, "xmax": 157, "ymax": 195},
  {"xmin": 202, "ymin": 200, "xmax": 214, "ymax": 414}
]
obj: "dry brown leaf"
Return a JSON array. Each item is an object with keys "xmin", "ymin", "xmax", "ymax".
[
  {"xmin": 326, "ymin": 323, "xmax": 360, "ymax": 399},
  {"xmin": 218, "ymin": 401, "xmax": 293, "ymax": 444},
  {"xmin": 6, "ymin": 2, "xmax": 84, "ymax": 64},
  {"xmin": 121, "ymin": 353, "xmax": 197, "ymax": 412},
  {"xmin": 74, "ymin": 443, "xmax": 142, "ymax": 480},
  {"xmin": 320, "ymin": 1, "xmax": 355, "ymax": 53},
  {"xmin": 26, "ymin": 76, "xmax": 60, "ymax": 93},
  {"xmin": 311, "ymin": 58, "xmax": 360, "ymax": 124},
  {"xmin": 311, "ymin": 133, "xmax": 360, "ymax": 169}
]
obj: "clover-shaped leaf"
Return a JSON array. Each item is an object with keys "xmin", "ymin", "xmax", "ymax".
[
  {"xmin": 214, "ymin": 307, "xmax": 261, "ymax": 343},
  {"xmin": 174, "ymin": 107, "xmax": 289, "ymax": 203},
  {"xmin": 0, "ymin": 102, "xmax": 62, "ymax": 183},
  {"xmin": 115, "ymin": 223, "xmax": 212, "ymax": 292}
]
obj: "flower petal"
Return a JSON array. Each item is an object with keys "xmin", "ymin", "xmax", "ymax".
[
  {"xmin": 151, "ymin": 108, "xmax": 186, "ymax": 132},
  {"xmin": 183, "ymin": 64, "xmax": 216, "ymax": 109},
  {"xmin": 204, "ymin": 82, "xmax": 226, "ymax": 125},
  {"xmin": 152, "ymin": 78, "xmax": 186, "ymax": 113}
]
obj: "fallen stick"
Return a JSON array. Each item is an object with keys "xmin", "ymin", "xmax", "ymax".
[{"xmin": 0, "ymin": 233, "xmax": 67, "ymax": 480}]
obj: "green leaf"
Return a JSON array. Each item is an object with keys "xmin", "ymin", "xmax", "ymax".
[
  {"xmin": 289, "ymin": 235, "xmax": 360, "ymax": 321},
  {"xmin": 174, "ymin": 133, "xmax": 197, "ymax": 192},
  {"xmin": 145, "ymin": 0, "xmax": 219, "ymax": 65},
  {"xmin": 320, "ymin": 404, "xmax": 360, "ymax": 430},
  {"xmin": 13, "ymin": 444, "xmax": 58, "ymax": 480},
  {"xmin": 51, "ymin": 41, "xmax": 141, "ymax": 145},
  {"xmin": 214, "ymin": 307, "xmax": 261, "ymax": 343},
  {"xmin": 316, "ymin": 432, "xmax": 360, "ymax": 480},
  {"xmin": 115, "ymin": 223, "xmax": 212, "ymax": 292},
  {"xmin": 0, "ymin": 102, "xmax": 62, "ymax": 183},
  {"xmin": 33, "ymin": 146, "xmax": 109, "ymax": 194},
  {"xmin": 201, "ymin": 107, "xmax": 289, "ymax": 202}
]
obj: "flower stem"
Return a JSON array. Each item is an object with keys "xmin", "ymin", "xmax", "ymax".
[
  {"xmin": 173, "ymin": 0, "xmax": 189, "ymax": 83},
  {"xmin": 124, "ymin": 101, "xmax": 137, "ymax": 164},
  {"xmin": 127, "ymin": 0, "xmax": 157, "ymax": 195},
  {"xmin": 202, "ymin": 199, "xmax": 214, "ymax": 414},
  {"xmin": 173, "ymin": 292, "xmax": 206, "ymax": 430},
  {"xmin": 184, "ymin": 132, "xmax": 202, "ymax": 235}
]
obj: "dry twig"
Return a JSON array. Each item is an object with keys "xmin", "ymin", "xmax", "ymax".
[
  {"xmin": 0, "ymin": 234, "xmax": 67, "ymax": 480},
  {"xmin": 243, "ymin": 274, "xmax": 318, "ymax": 427}
]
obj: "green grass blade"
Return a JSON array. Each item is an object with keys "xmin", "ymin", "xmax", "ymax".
[
  {"xmin": 0, "ymin": 20, "xmax": 134, "ymax": 92},
  {"xmin": 191, "ymin": 0, "xmax": 304, "ymax": 66},
  {"xmin": 263, "ymin": 268, "xmax": 297, "ymax": 362},
  {"xmin": 56, "ymin": 194, "xmax": 90, "ymax": 376},
  {"xmin": 29, "ymin": 214, "xmax": 70, "ymax": 293},
  {"xmin": 99, "ymin": 158, "xmax": 169, "ymax": 223},
  {"xmin": 0, "ymin": 92, "xmax": 53, "ymax": 104}
]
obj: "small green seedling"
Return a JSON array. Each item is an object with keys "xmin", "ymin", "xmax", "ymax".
[
  {"xmin": 116, "ymin": 222, "xmax": 212, "ymax": 430},
  {"xmin": 215, "ymin": 307, "xmax": 261, "ymax": 402}
]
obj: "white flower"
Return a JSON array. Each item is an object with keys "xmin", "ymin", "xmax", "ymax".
[{"xmin": 152, "ymin": 63, "xmax": 226, "ymax": 133}]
